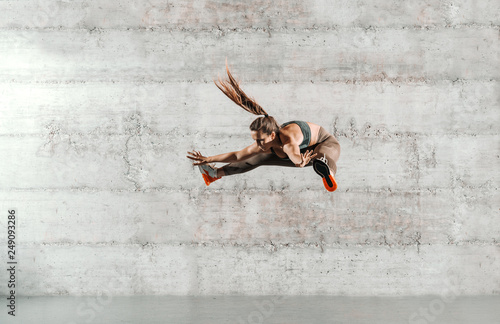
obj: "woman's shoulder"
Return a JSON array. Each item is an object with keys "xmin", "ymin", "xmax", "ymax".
[
  {"xmin": 279, "ymin": 121, "xmax": 300, "ymax": 132},
  {"xmin": 279, "ymin": 122, "xmax": 303, "ymax": 144},
  {"xmin": 280, "ymin": 120, "xmax": 318, "ymax": 130},
  {"xmin": 281, "ymin": 120, "xmax": 317, "ymax": 126}
]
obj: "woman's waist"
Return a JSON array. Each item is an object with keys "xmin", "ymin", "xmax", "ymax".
[{"xmin": 308, "ymin": 126, "xmax": 338, "ymax": 146}]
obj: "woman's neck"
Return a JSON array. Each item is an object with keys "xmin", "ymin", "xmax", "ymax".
[{"xmin": 270, "ymin": 132, "xmax": 283, "ymax": 149}]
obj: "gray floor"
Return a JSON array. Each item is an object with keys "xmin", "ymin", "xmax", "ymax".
[{"xmin": 1, "ymin": 295, "xmax": 499, "ymax": 324}]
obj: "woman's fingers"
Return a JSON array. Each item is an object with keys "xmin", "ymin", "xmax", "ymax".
[
  {"xmin": 187, "ymin": 152, "xmax": 205, "ymax": 162},
  {"xmin": 187, "ymin": 150, "xmax": 206, "ymax": 160},
  {"xmin": 298, "ymin": 151, "xmax": 318, "ymax": 167},
  {"xmin": 304, "ymin": 151, "xmax": 317, "ymax": 159},
  {"xmin": 194, "ymin": 161, "xmax": 208, "ymax": 166},
  {"xmin": 187, "ymin": 150, "xmax": 210, "ymax": 165},
  {"xmin": 302, "ymin": 150, "xmax": 314, "ymax": 159}
]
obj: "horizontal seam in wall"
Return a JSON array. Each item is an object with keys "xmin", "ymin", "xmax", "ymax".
[
  {"xmin": 18, "ymin": 241, "xmax": 500, "ymax": 248},
  {"xmin": 0, "ymin": 24, "xmax": 499, "ymax": 32},
  {"xmin": 0, "ymin": 79, "xmax": 498, "ymax": 85}
]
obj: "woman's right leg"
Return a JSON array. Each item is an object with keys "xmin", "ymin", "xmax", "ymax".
[
  {"xmin": 311, "ymin": 127, "xmax": 341, "ymax": 191},
  {"xmin": 313, "ymin": 128, "xmax": 340, "ymax": 175}
]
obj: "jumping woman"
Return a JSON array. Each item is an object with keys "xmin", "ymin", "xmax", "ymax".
[{"xmin": 187, "ymin": 64, "xmax": 341, "ymax": 192}]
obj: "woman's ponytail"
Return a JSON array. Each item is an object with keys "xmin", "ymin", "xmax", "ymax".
[
  {"xmin": 214, "ymin": 61, "xmax": 269, "ymax": 117},
  {"xmin": 214, "ymin": 61, "xmax": 279, "ymax": 135}
]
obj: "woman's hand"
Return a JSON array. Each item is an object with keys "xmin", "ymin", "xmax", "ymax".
[
  {"xmin": 297, "ymin": 150, "xmax": 317, "ymax": 168},
  {"xmin": 187, "ymin": 150, "xmax": 211, "ymax": 165}
]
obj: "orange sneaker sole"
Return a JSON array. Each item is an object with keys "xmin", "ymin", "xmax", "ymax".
[
  {"xmin": 202, "ymin": 173, "xmax": 220, "ymax": 186},
  {"xmin": 313, "ymin": 159, "xmax": 338, "ymax": 192},
  {"xmin": 322, "ymin": 175, "xmax": 337, "ymax": 192}
]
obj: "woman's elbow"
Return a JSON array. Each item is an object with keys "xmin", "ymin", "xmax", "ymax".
[{"xmin": 229, "ymin": 152, "xmax": 240, "ymax": 162}]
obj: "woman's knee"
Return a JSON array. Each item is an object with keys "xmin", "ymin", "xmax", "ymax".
[
  {"xmin": 222, "ymin": 162, "xmax": 257, "ymax": 176},
  {"xmin": 313, "ymin": 147, "xmax": 339, "ymax": 175}
]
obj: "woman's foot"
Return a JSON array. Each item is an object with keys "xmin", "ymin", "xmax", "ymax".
[
  {"xmin": 198, "ymin": 164, "xmax": 221, "ymax": 186},
  {"xmin": 313, "ymin": 157, "xmax": 337, "ymax": 192}
]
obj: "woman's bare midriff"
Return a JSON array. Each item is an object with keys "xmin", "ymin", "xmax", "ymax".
[{"xmin": 307, "ymin": 122, "xmax": 321, "ymax": 146}]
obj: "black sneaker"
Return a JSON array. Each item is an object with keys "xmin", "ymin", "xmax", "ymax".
[{"xmin": 313, "ymin": 157, "xmax": 337, "ymax": 192}]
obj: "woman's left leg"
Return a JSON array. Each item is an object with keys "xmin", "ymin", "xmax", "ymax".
[
  {"xmin": 199, "ymin": 153, "xmax": 296, "ymax": 186},
  {"xmin": 221, "ymin": 153, "xmax": 295, "ymax": 177}
]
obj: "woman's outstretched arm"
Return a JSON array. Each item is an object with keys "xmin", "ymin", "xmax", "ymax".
[{"xmin": 187, "ymin": 143, "xmax": 262, "ymax": 165}]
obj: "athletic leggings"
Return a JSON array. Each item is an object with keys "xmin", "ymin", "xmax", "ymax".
[{"xmin": 222, "ymin": 127, "xmax": 340, "ymax": 176}]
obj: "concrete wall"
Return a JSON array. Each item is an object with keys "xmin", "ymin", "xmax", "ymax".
[{"xmin": 0, "ymin": 0, "xmax": 498, "ymax": 296}]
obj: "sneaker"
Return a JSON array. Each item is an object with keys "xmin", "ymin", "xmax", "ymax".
[
  {"xmin": 198, "ymin": 164, "xmax": 221, "ymax": 186},
  {"xmin": 313, "ymin": 157, "xmax": 337, "ymax": 192}
]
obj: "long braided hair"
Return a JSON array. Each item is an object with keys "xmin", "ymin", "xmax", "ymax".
[{"xmin": 214, "ymin": 62, "xmax": 279, "ymax": 135}]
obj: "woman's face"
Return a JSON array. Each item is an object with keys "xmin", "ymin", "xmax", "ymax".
[{"xmin": 251, "ymin": 130, "xmax": 275, "ymax": 151}]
